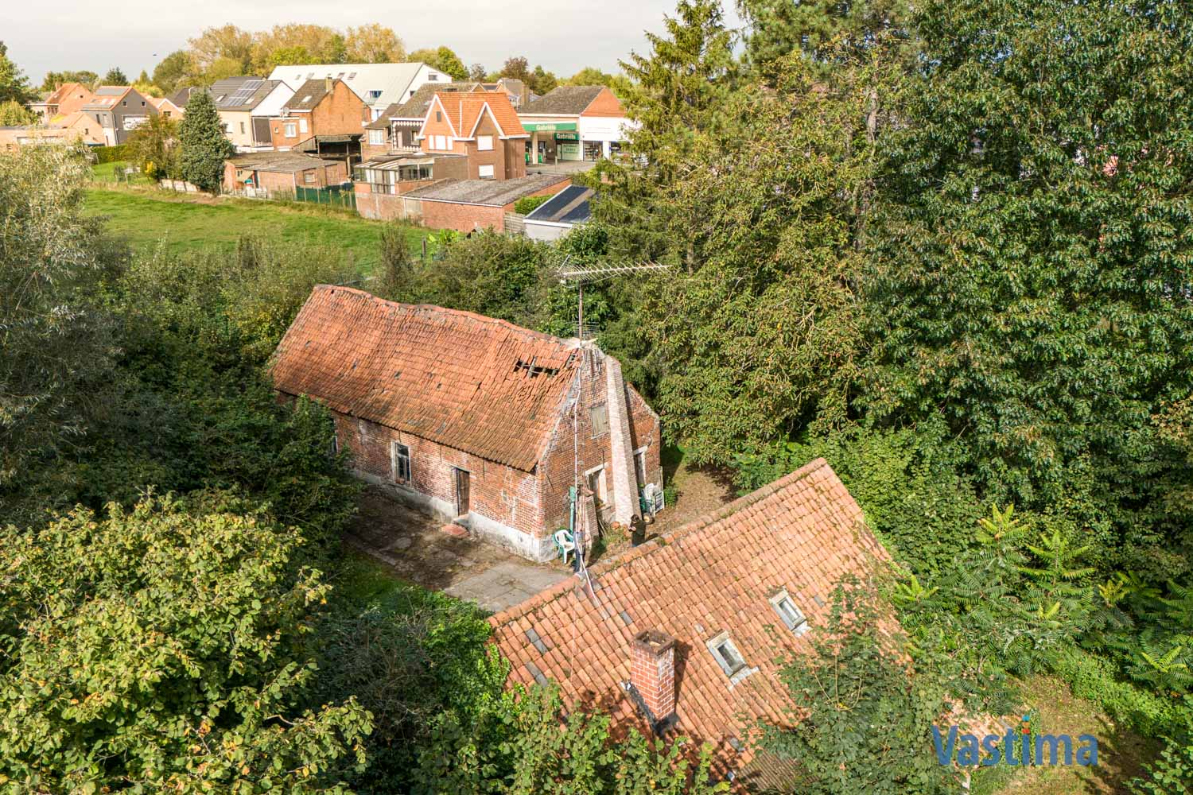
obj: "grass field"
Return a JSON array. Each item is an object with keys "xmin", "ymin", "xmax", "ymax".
[{"xmin": 84, "ymin": 184, "xmax": 427, "ymax": 272}]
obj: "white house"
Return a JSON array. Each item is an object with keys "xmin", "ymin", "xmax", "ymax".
[{"xmin": 266, "ymin": 63, "xmax": 447, "ymax": 121}]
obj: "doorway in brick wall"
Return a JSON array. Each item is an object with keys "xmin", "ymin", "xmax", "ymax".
[{"xmin": 454, "ymin": 468, "xmax": 471, "ymax": 517}]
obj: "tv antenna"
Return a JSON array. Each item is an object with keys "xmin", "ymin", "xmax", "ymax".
[{"xmin": 557, "ymin": 260, "xmax": 671, "ymax": 341}]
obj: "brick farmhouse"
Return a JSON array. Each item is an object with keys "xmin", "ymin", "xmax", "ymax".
[
  {"xmin": 489, "ymin": 458, "xmax": 894, "ymax": 788},
  {"xmin": 271, "ymin": 286, "xmax": 662, "ymax": 561}
]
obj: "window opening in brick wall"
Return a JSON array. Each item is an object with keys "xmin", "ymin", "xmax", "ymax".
[{"xmin": 390, "ymin": 442, "xmax": 411, "ymax": 484}]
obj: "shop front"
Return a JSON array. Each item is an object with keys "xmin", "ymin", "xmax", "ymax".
[{"xmin": 523, "ymin": 121, "xmax": 581, "ymax": 163}]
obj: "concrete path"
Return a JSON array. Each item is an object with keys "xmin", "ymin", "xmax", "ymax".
[
  {"xmin": 347, "ymin": 487, "xmax": 570, "ymax": 613},
  {"xmin": 445, "ymin": 562, "xmax": 572, "ymax": 613}
]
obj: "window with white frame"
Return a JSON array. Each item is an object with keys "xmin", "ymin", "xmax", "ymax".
[
  {"xmin": 770, "ymin": 589, "xmax": 810, "ymax": 635},
  {"xmin": 446, "ymin": 136, "xmax": 454, "ymax": 149},
  {"xmin": 390, "ymin": 442, "xmax": 411, "ymax": 484},
  {"xmin": 435, "ymin": 134, "xmax": 447, "ymax": 150},
  {"xmin": 368, "ymin": 129, "xmax": 385, "ymax": 145},
  {"xmin": 284, "ymin": 121, "xmax": 297, "ymax": 137},
  {"xmin": 477, "ymin": 135, "xmax": 493, "ymax": 151},
  {"xmin": 584, "ymin": 465, "xmax": 607, "ymax": 505},
  {"xmin": 299, "ymin": 118, "xmax": 308, "ymax": 133},
  {"xmin": 303, "ymin": 170, "xmax": 316, "ymax": 184},
  {"xmin": 239, "ymin": 121, "xmax": 246, "ymax": 134},
  {"xmin": 478, "ymin": 164, "xmax": 495, "ymax": 179}
]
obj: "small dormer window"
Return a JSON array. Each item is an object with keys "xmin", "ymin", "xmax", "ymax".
[
  {"xmin": 707, "ymin": 632, "xmax": 746, "ymax": 676},
  {"xmin": 770, "ymin": 589, "xmax": 810, "ymax": 635}
]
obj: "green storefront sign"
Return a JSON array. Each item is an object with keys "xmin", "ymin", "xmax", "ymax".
[
  {"xmin": 554, "ymin": 131, "xmax": 579, "ymax": 141},
  {"xmin": 522, "ymin": 121, "xmax": 578, "ymax": 133}
]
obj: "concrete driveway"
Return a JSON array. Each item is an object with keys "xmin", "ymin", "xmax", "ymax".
[{"xmin": 346, "ymin": 488, "xmax": 571, "ymax": 613}]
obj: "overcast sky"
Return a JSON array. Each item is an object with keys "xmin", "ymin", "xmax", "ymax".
[{"xmin": 4, "ymin": 0, "xmax": 742, "ymax": 85}]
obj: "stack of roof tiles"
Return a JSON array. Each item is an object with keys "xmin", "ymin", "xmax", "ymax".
[
  {"xmin": 488, "ymin": 457, "xmax": 892, "ymax": 776},
  {"xmin": 270, "ymin": 286, "xmax": 581, "ymax": 471}
]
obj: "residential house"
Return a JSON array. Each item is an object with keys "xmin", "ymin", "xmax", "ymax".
[
  {"xmin": 271, "ymin": 286, "xmax": 662, "ymax": 561},
  {"xmin": 267, "ymin": 62, "xmax": 447, "ymax": 121},
  {"xmin": 168, "ymin": 86, "xmax": 201, "ymax": 109},
  {"xmin": 519, "ymin": 86, "xmax": 634, "ymax": 163},
  {"xmin": 489, "ymin": 457, "xmax": 894, "ymax": 788},
  {"xmin": 54, "ymin": 111, "xmax": 105, "ymax": 145},
  {"xmin": 269, "ymin": 78, "xmax": 369, "ymax": 165},
  {"xmin": 361, "ymin": 82, "xmax": 481, "ymax": 161},
  {"xmin": 354, "ymin": 88, "xmax": 533, "ymax": 216},
  {"xmin": 359, "ymin": 172, "xmax": 571, "ymax": 229},
  {"xmin": 149, "ymin": 96, "xmax": 185, "ymax": 119},
  {"xmin": 223, "ymin": 151, "xmax": 347, "ymax": 195},
  {"xmin": 27, "ymin": 82, "xmax": 94, "ymax": 123},
  {"xmin": 523, "ymin": 184, "xmax": 593, "ymax": 241},
  {"xmin": 417, "ymin": 91, "xmax": 529, "ymax": 181},
  {"xmin": 80, "ymin": 86, "xmax": 159, "ymax": 145},
  {"xmin": 479, "ymin": 77, "xmax": 529, "ymax": 108},
  {"xmin": 209, "ymin": 77, "xmax": 294, "ymax": 151}
]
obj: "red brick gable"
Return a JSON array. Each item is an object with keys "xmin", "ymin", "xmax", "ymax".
[
  {"xmin": 488, "ymin": 458, "xmax": 892, "ymax": 766},
  {"xmin": 422, "ymin": 91, "xmax": 527, "ymax": 140},
  {"xmin": 270, "ymin": 286, "xmax": 581, "ymax": 471},
  {"xmin": 580, "ymin": 87, "xmax": 625, "ymax": 118}
]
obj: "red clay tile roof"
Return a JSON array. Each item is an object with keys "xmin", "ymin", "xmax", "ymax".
[
  {"xmin": 434, "ymin": 91, "xmax": 527, "ymax": 138},
  {"xmin": 271, "ymin": 286, "xmax": 581, "ymax": 471},
  {"xmin": 488, "ymin": 458, "xmax": 893, "ymax": 775}
]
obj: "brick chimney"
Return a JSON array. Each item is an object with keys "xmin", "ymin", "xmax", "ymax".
[{"xmin": 630, "ymin": 629, "xmax": 676, "ymax": 723}]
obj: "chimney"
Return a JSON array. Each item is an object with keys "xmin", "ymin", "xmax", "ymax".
[
  {"xmin": 325, "ymin": 77, "xmax": 333, "ymax": 92},
  {"xmin": 630, "ymin": 629, "xmax": 676, "ymax": 725}
]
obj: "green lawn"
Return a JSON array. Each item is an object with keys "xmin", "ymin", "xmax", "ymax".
[
  {"xmin": 85, "ymin": 185, "xmax": 427, "ymax": 272},
  {"xmin": 90, "ymin": 160, "xmax": 153, "ymax": 186}
]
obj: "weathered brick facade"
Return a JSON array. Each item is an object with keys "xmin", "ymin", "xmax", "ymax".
[
  {"xmin": 325, "ymin": 344, "xmax": 660, "ymax": 559},
  {"xmin": 271, "ymin": 288, "xmax": 661, "ymax": 562},
  {"xmin": 270, "ymin": 79, "xmax": 368, "ymax": 150}
]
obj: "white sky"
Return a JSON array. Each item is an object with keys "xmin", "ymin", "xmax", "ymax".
[{"xmin": 3, "ymin": 0, "xmax": 742, "ymax": 85}]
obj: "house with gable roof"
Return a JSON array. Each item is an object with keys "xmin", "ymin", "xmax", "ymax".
[
  {"xmin": 417, "ymin": 90, "xmax": 529, "ymax": 181},
  {"xmin": 27, "ymin": 82, "xmax": 94, "ymax": 124},
  {"xmin": 270, "ymin": 286, "xmax": 662, "ymax": 561},
  {"xmin": 488, "ymin": 458, "xmax": 895, "ymax": 789},
  {"xmin": 81, "ymin": 86, "xmax": 159, "ymax": 145}
]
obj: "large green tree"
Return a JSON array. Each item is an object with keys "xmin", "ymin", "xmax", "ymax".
[
  {"xmin": 179, "ymin": 88, "xmax": 234, "ymax": 193},
  {"xmin": 408, "ymin": 46, "xmax": 468, "ymax": 81},
  {"xmin": 0, "ymin": 42, "xmax": 31, "ymax": 104},
  {"xmin": 151, "ymin": 50, "xmax": 194, "ymax": 94},
  {"xmin": 0, "ymin": 495, "xmax": 371, "ymax": 791},
  {"xmin": 862, "ymin": 0, "xmax": 1193, "ymax": 577},
  {"xmin": 736, "ymin": 0, "xmax": 912, "ymax": 79}
]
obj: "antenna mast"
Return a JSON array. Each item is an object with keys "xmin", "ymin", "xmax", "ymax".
[{"xmin": 557, "ymin": 261, "xmax": 671, "ymax": 341}]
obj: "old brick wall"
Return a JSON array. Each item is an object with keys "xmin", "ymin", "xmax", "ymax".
[
  {"xmin": 355, "ymin": 189, "xmax": 424, "ymax": 222},
  {"xmin": 331, "ymin": 412, "xmax": 545, "ymax": 537},
  {"xmin": 537, "ymin": 347, "xmax": 661, "ymax": 534},
  {"xmin": 312, "ymin": 80, "xmax": 370, "ymax": 136},
  {"xmin": 420, "ymin": 200, "xmax": 507, "ymax": 232}
]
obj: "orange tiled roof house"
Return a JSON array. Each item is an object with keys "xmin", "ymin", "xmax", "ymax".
[
  {"xmin": 488, "ymin": 458, "xmax": 893, "ymax": 786},
  {"xmin": 271, "ymin": 286, "xmax": 662, "ymax": 561}
]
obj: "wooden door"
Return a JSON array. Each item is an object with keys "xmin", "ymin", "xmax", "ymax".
[{"xmin": 454, "ymin": 468, "xmax": 470, "ymax": 516}]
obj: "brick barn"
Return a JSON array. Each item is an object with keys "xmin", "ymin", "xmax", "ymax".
[
  {"xmin": 271, "ymin": 286, "xmax": 662, "ymax": 561},
  {"xmin": 488, "ymin": 458, "xmax": 896, "ymax": 789}
]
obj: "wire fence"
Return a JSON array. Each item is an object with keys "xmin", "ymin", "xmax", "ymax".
[{"xmin": 293, "ymin": 184, "xmax": 356, "ymax": 211}]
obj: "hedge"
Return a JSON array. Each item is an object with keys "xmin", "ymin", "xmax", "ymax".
[
  {"xmin": 514, "ymin": 195, "xmax": 552, "ymax": 215},
  {"xmin": 93, "ymin": 144, "xmax": 130, "ymax": 164},
  {"xmin": 1052, "ymin": 647, "xmax": 1178, "ymax": 738}
]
